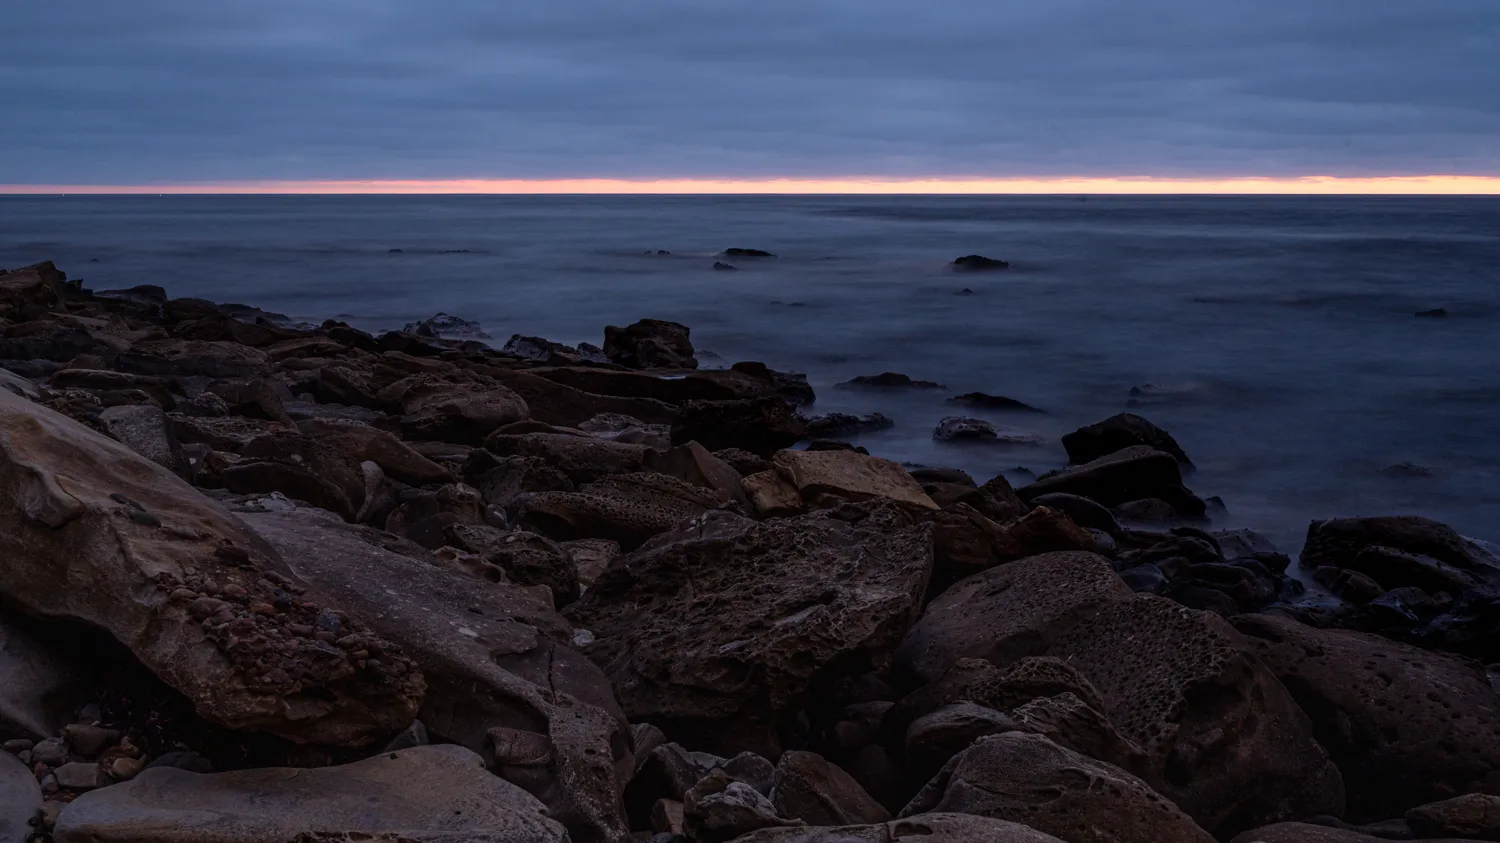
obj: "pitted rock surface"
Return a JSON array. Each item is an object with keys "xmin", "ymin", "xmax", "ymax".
[
  {"xmin": 1235, "ymin": 613, "xmax": 1500, "ymax": 822},
  {"xmin": 1052, "ymin": 596, "xmax": 1344, "ymax": 836},
  {"xmin": 1009, "ymin": 692, "xmax": 1151, "ymax": 783},
  {"xmin": 566, "ymin": 501, "xmax": 934, "ymax": 757},
  {"xmin": 901, "ymin": 732, "xmax": 1214, "ymax": 843},
  {"xmin": 483, "ymin": 432, "xmax": 649, "ymax": 484},
  {"xmin": 771, "ymin": 750, "xmax": 890, "ymax": 827},
  {"xmin": 0, "ymin": 388, "xmax": 422, "ymax": 745},
  {"xmin": 885, "ymin": 657, "xmax": 1108, "ymax": 744},
  {"xmin": 521, "ymin": 471, "xmax": 722, "ymax": 550},
  {"xmin": 893, "ymin": 551, "xmax": 1131, "ymax": 687},
  {"xmin": 297, "ymin": 417, "xmax": 453, "ymax": 486}
]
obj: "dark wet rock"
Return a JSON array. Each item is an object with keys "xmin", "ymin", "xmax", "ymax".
[
  {"xmin": 499, "ymin": 334, "xmax": 611, "ymax": 366},
  {"xmin": 951, "ymin": 254, "xmax": 1009, "ymax": 270},
  {"xmin": 838, "ymin": 372, "xmax": 947, "ymax": 390},
  {"xmin": 1314, "ymin": 567, "xmax": 1387, "ymax": 605},
  {"xmin": 53, "ymin": 745, "xmax": 566, "ymax": 843},
  {"xmin": 121, "ymin": 339, "xmax": 270, "ymax": 379},
  {"xmin": 714, "ymin": 448, "xmax": 771, "ymax": 477},
  {"xmin": 946, "ymin": 392, "xmax": 1044, "ymax": 413},
  {"xmin": 902, "ymin": 732, "xmax": 1214, "ymax": 843},
  {"xmin": 1416, "ymin": 308, "xmax": 1450, "ymax": 318},
  {"xmin": 1032, "ymin": 493, "xmax": 1120, "ymax": 534},
  {"xmin": 1417, "ymin": 586, "xmax": 1500, "ymax": 661},
  {"xmin": 482, "ymin": 432, "xmax": 650, "ymax": 485},
  {"xmin": 484, "ymin": 367, "xmax": 676, "ymax": 428},
  {"xmin": 1063, "ymin": 412, "xmax": 1193, "ymax": 468},
  {"xmin": 98, "ymin": 405, "xmax": 187, "ymax": 477},
  {"xmin": 602, "ymin": 318, "xmax": 697, "ymax": 370},
  {"xmin": 672, "ymin": 396, "xmax": 805, "ymax": 456},
  {"xmin": 736, "ymin": 814, "xmax": 1068, "ymax": 842},
  {"xmin": 722, "ymin": 248, "xmax": 775, "ymax": 258},
  {"xmin": 1342, "ymin": 544, "xmax": 1481, "ymax": 597},
  {"xmin": 95, "ymin": 284, "xmax": 168, "ymax": 308},
  {"xmin": 1020, "ymin": 446, "xmax": 1207, "ymax": 519},
  {"xmin": 50, "ymin": 370, "xmax": 175, "ymax": 410},
  {"xmin": 521, "ymin": 472, "xmax": 721, "ymax": 550},
  {"xmin": 1236, "ymin": 613, "xmax": 1500, "ymax": 822},
  {"xmin": 1055, "ymin": 596, "xmax": 1344, "ymax": 836},
  {"xmin": 220, "ymin": 433, "xmax": 368, "ymax": 521},
  {"xmin": 401, "ymin": 311, "xmax": 491, "ymax": 339},
  {"xmin": 771, "ymin": 751, "xmax": 890, "ymax": 827},
  {"xmin": 566, "ymin": 502, "xmax": 933, "ymax": 757},
  {"xmin": 0, "ymin": 389, "xmax": 422, "ymax": 745},
  {"xmin": 933, "ymin": 416, "xmax": 1043, "ymax": 445},
  {"xmin": 1302, "ymin": 515, "xmax": 1497, "ymax": 582},
  {"xmin": 742, "ymin": 449, "xmax": 938, "ymax": 518},
  {"xmin": 714, "ymin": 261, "xmax": 737, "ymax": 271},
  {"xmin": 1406, "ymin": 793, "xmax": 1500, "ymax": 840},
  {"xmin": 684, "ymin": 770, "xmax": 800, "ymax": 842},
  {"xmin": 1342, "ymin": 585, "xmax": 1443, "ymax": 640},
  {"xmin": 1382, "ymin": 461, "xmax": 1436, "ymax": 478},
  {"xmin": 894, "ymin": 551, "xmax": 1131, "ymax": 687},
  {"xmin": 729, "ymin": 362, "xmax": 817, "ymax": 406},
  {"xmin": 803, "ymin": 413, "xmax": 894, "ymax": 439},
  {"xmin": 242, "ymin": 508, "xmax": 630, "ymax": 843}
]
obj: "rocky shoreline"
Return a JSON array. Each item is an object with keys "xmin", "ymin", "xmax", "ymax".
[{"xmin": 0, "ymin": 258, "xmax": 1496, "ymax": 842}]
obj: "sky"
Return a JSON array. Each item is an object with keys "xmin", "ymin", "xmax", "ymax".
[{"xmin": 3, "ymin": 0, "xmax": 1500, "ymax": 192}]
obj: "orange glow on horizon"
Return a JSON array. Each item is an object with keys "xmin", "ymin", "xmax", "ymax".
[{"xmin": 3, "ymin": 175, "xmax": 1499, "ymax": 195}]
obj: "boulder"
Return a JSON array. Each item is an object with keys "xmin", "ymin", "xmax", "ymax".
[
  {"xmin": 170, "ymin": 414, "xmax": 293, "ymax": 453},
  {"xmin": 1009, "ymin": 692, "xmax": 1152, "ymax": 780},
  {"xmin": 1019, "ymin": 446, "xmax": 1206, "ymax": 519},
  {"xmin": 0, "ymin": 322, "xmax": 97, "ymax": 362},
  {"xmin": 0, "ymin": 609, "xmax": 86, "ymax": 742},
  {"xmin": 946, "ymin": 392, "xmax": 1043, "ymax": 413},
  {"xmin": 603, "ymin": 318, "xmax": 697, "ymax": 369},
  {"xmin": 0, "ymin": 368, "xmax": 37, "ymax": 402},
  {"xmin": 730, "ymin": 362, "xmax": 816, "ymax": 406},
  {"xmin": 521, "ymin": 472, "xmax": 722, "ymax": 550},
  {"xmin": 1302, "ymin": 516, "xmax": 1497, "ymax": 581},
  {"xmin": 1062, "ymin": 413, "xmax": 1193, "ymax": 467},
  {"xmin": 803, "ymin": 412, "xmax": 894, "ymax": 440},
  {"xmin": 671, "ymin": 396, "xmax": 805, "ymax": 456},
  {"xmin": 723, "ymin": 248, "xmax": 775, "ymax": 258},
  {"xmin": 1407, "ymin": 793, "xmax": 1500, "ymax": 840},
  {"xmin": 483, "ymin": 432, "xmax": 649, "ymax": 485},
  {"xmin": 483, "ymin": 368, "xmax": 677, "ymax": 428},
  {"xmin": 894, "ymin": 551, "xmax": 1131, "ymax": 687},
  {"xmin": 952, "ymin": 254, "xmax": 1009, "ymax": 270},
  {"xmin": 1052, "ymin": 596, "xmax": 1343, "ymax": 835},
  {"xmin": 98, "ymin": 405, "xmax": 186, "ymax": 477},
  {"xmin": 52, "ymin": 745, "xmax": 566, "ymax": 843},
  {"xmin": 50, "ymin": 370, "xmax": 175, "ymax": 410},
  {"xmin": 0, "ymin": 388, "xmax": 421, "ymax": 745},
  {"xmin": 1229, "ymin": 823, "xmax": 1464, "ymax": 843},
  {"xmin": 296, "ymin": 417, "xmax": 453, "ymax": 486},
  {"xmin": 446, "ymin": 526, "xmax": 582, "ymax": 606},
  {"xmin": 904, "ymin": 703, "xmax": 1020, "ymax": 778},
  {"xmin": 642, "ymin": 440, "xmax": 750, "ymax": 506},
  {"xmin": 120, "ymin": 339, "xmax": 269, "ymax": 379},
  {"xmin": 0, "ymin": 751, "xmax": 39, "ymax": 843},
  {"xmin": 929, "ymin": 505, "xmax": 1096, "ymax": 588},
  {"xmin": 838, "ymin": 372, "xmax": 947, "ymax": 390},
  {"xmin": 733, "ymin": 814, "xmax": 1068, "ymax": 842},
  {"xmin": 220, "ymin": 433, "xmax": 368, "ymax": 521},
  {"xmin": 1235, "ymin": 613, "xmax": 1500, "ymax": 822},
  {"xmin": 392, "ymin": 380, "xmax": 530, "ymax": 446},
  {"xmin": 566, "ymin": 502, "xmax": 933, "ymax": 756},
  {"xmin": 0, "ymin": 262, "xmax": 69, "ymax": 320},
  {"xmin": 745, "ymin": 449, "xmax": 938, "ymax": 517},
  {"xmin": 771, "ymin": 751, "xmax": 890, "ymax": 827},
  {"xmin": 684, "ymin": 771, "xmax": 799, "ymax": 842},
  {"xmin": 901, "ymin": 732, "xmax": 1214, "ymax": 843},
  {"xmin": 241, "ymin": 509, "xmax": 631, "ymax": 843}
]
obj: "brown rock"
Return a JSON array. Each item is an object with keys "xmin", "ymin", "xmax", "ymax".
[
  {"xmin": 0, "ymin": 262, "xmax": 68, "ymax": 320},
  {"xmin": 1019, "ymin": 446, "xmax": 1206, "ymax": 518},
  {"xmin": 684, "ymin": 769, "xmax": 800, "ymax": 842},
  {"xmin": 98, "ymin": 405, "xmax": 187, "ymax": 477},
  {"xmin": 169, "ymin": 414, "xmax": 294, "ymax": 453},
  {"xmin": 904, "ymin": 702, "xmax": 1020, "ymax": 778},
  {"xmin": 771, "ymin": 751, "xmax": 890, "ymax": 827},
  {"xmin": 903, "ymin": 732, "xmax": 1213, "ymax": 843},
  {"xmin": 122, "ymin": 339, "xmax": 269, "ymax": 379},
  {"xmin": 383, "ymin": 376, "xmax": 530, "ymax": 446},
  {"xmin": 1235, "ymin": 613, "xmax": 1500, "ymax": 821},
  {"xmin": 1229, "ymin": 823, "xmax": 1467, "ymax": 843},
  {"xmin": 566, "ymin": 502, "xmax": 933, "ymax": 757},
  {"xmin": 0, "ymin": 388, "xmax": 421, "ymax": 745},
  {"xmin": 297, "ymin": 417, "xmax": 453, "ymax": 486},
  {"xmin": 521, "ymin": 472, "xmax": 721, "ymax": 550},
  {"xmin": 643, "ymin": 440, "xmax": 749, "ymax": 506},
  {"xmin": 221, "ymin": 433, "xmax": 368, "ymax": 521},
  {"xmin": 482, "ymin": 367, "xmax": 677, "ymax": 427},
  {"xmin": 602, "ymin": 318, "xmax": 697, "ymax": 370},
  {"xmin": 1407, "ymin": 793, "xmax": 1500, "ymax": 840},
  {"xmin": 732, "ymin": 814, "xmax": 1069, "ymax": 843},
  {"xmin": 671, "ymin": 396, "xmax": 805, "ymax": 456},
  {"xmin": 483, "ymin": 432, "xmax": 649, "ymax": 485},
  {"xmin": 760, "ymin": 449, "xmax": 938, "ymax": 514}
]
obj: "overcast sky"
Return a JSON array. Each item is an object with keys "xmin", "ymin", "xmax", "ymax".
[{"xmin": 4, "ymin": 0, "xmax": 1498, "ymax": 184}]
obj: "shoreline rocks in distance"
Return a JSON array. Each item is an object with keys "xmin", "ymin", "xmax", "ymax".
[
  {"xmin": 947, "ymin": 393, "xmax": 1045, "ymax": 413},
  {"xmin": 722, "ymin": 248, "xmax": 776, "ymax": 258},
  {"xmin": 838, "ymin": 372, "xmax": 948, "ymax": 390},
  {"xmin": 951, "ymin": 255, "xmax": 1009, "ymax": 270}
]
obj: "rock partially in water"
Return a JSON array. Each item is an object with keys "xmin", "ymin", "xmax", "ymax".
[
  {"xmin": 722, "ymin": 248, "xmax": 776, "ymax": 258},
  {"xmin": 1302, "ymin": 515, "xmax": 1498, "ymax": 583},
  {"xmin": 804, "ymin": 412, "xmax": 894, "ymax": 439},
  {"xmin": 401, "ymin": 311, "xmax": 491, "ymax": 340},
  {"xmin": 1416, "ymin": 308, "xmax": 1450, "ymax": 318},
  {"xmin": 932, "ymin": 416, "xmax": 1043, "ymax": 445},
  {"xmin": 672, "ymin": 396, "xmax": 806, "ymax": 456},
  {"xmin": 951, "ymin": 254, "xmax": 1010, "ymax": 270},
  {"xmin": 730, "ymin": 361, "xmax": 817, "ymax": 406},
  {"xmin": 603, "ymin": 318, "xmax": 698, "ymax": 370},
  {"xmin": 838, "ymin": 372, "xmax": 947, "ymax": 390},
  {"xmin": 1063, "ymin": 412, "xmax": 1193, "ymax": 467},
  {"xmin": 1021, "ymin": 446, "xmax": 1207, "ymax": 519},
  {"xmin": 946, "ymin": 392, "xmax": 1044, "ymax": 413},
  {"xmin": 713, "ymin": 261, "xmax": 738, "ymax": 271}
]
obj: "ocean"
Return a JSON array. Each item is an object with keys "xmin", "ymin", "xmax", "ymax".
[{"xmin": 2, "ymin": 194, "xmax": 1497, "ymax": 554}]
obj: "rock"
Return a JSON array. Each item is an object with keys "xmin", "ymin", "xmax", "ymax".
[
  {"xmin": 1416, "ymin": 308, "xmax": 1450, "ymax": 318},
  {"xmin": 684, "ymin": 771, "xmax": 800, "ymax": 842},
  {"xmin": 803, "ymin": 413, "xmax": 894, "ymax": 439},
  {"xmin": 1062, "ymin": 413, "xmax": 1194, "ymax": 467},
  {"xmin": 61, "ymin": 724, "xmax": 118, "ymax": 758},
  {"xmin": 723, "ymin": 248, "xmax": 776, "ymax": 257},
  {"xmin": 603, "ymin": 318, "xmax": 697, "ymax": 370},
  {"xmin": 499, "ymin": 335, "xmax": 607, "ymax": 366},
  {"xmin": 483, "ymin": 432, "xmax": 649, "ymax": 485},
  {"xmin": 653, "ymin": 798, "xmax": 687, "ymax": 834},
  {"xmin": 1052, "ymin": 596, "xmax": 1343, "ymax": 835},
  {"xmin": 744, "ymin": 449, "xmax": 938, "ymax": 517},
  {"xmin": 1302, "ymin": 516, "xmax": 1497, "ymax": 582},
  {"xmin": 1235, "ymin": 613, "xmax": 1500, "ymax": 822},
  {"xmin": 734, "ymin": 814, "xmax": 1068, "ymax": 842},
  {"xmin": 1019, "ymin": 446, "xmax": 1206, "ymax": 519},
  {"xmin": 566, "ymin": 502, "xmax": 933, "ymax": 756},
  {"xmin": 951, "ymin": 255, "xmax": 1009, "ymax": 270},
  {"xmin": 401, "ymin": 312, "xmax": 491, "ymax": 339},
  {"xmin": 240, "ymin": 509, "xmax": 629, "ymax": 843},
  {"xmin": 929, "ymin": 506, "xmax": 1097, "ymax": 588},
  {"xmin": 0, "ymin": 262, "xmax": 69, "ymax": 320},
  {"xmin": 54, "ymin": 761, "xmax": 101, "ymax": 790},
  {"xmin": 1346, "ymin": 544, "xmax": 1481, "ymax": 597},
  {"xmin": 0, "ymin": 369, "xmax": 37, "ymax": 402},
  {"xmin": 31, "ymin": 738, "xmax": 67, "ymax": 768},
  {"xmin": 1382, "ymin": 461, "xmax": 1436, "ymax": 478},
  {"xmin": 1314, "ymin": 567, "xmax": 1387, "ymax": 605},
  {"xmin": 1031, "ymin": 493, "xmax": 1120, "ymax": 534},
  {"xmin": 98, "ymin": 405, "xmax": 186, "ymax": 476},
  {"xmin": 521, "ymin": 472, "xmax": 721, "ymax": 550},
  {"xmin": 121, "ymin": 339, "xmax": 269, "ymax": 379},
  {"xmin": 0, "ymin": 752, "xmax": 38, "ymax": 843},
  {"xmin": 729, "ymin": 362, "xmax": 817, "ymax": 407},
  {"xmin": 107, "ymin": 756, "xmax": 143, "ymax": 781},
  {"xmin": 624, "ymin": 742, "xmax": 722, "ymax": 826},
  {"xmin": 1009, "ymin": 692, "xmax": 1152, "ymax": 779},
  {"xmin": 672, "ymin": 396, "xmax": 805, "ymax": 456},
  {"xmin": 643, "ymin": 441, "xmax": 750, "ymax": 507},
  {"xmin": 902, "ymin": 732, "xmax": 1213, "ymax": 843},
  {"xmin": 392, "ymin": 380, "xmax": 531, "ymax": 446},
  {"xmin": 933, "ymin": 417, "xmax": 999, "ymax": 443},
  {"xmin": 450, "ymin": 526, "xmax": 582, "ymax": 606},
  {"xmin": 0, "ymin": 610, "xmax": 86, "ymax": 742},
  {"xmin": 714, "ymin": 261, "xmax": 737, "ymax": 271},
  {"xmin": 50, "ymin": 370, "xmax": 175, "ymax": 410},
  {"xmin": 220, "ymin": 433, "xmax": 368, "ymax": 521},
  {"xmin": 894, "ymin": 551, "xmax": 1131, "ymax": 687},
  {"xmin": 297, "ymin": 417, "xmax": 452, "ymax": 487},
  {"xmin": 1407, "ymin": 793, "xmax": 1500, "ymax": 840},
  {"xmin": 838, "ymin": 372, "xmax": 947, "ymax": 390},
  {"xmin": 52, "ymin": 745, "xmax": 566, "ymax": 843},
  {"xmin": 0, "ymin": 388, "xmax": 420, "ymax": 745},
  {"xmin": 1229, "ymin": 823, "xmax": 1458, "ymax": 843},
  {"xmin": 144, "ymin": 750, "xmax": 212, "ymax": 773},
  {"xmin": 771, "ymin": 751, "xmax": 890, "ymax": 827},
  {"xmin": 715, "ymin": 448, "xmax": 770, "ymax": 477},
  {"xmin": 563, "ymin": 538, "xmax": 619, "ymax": 589},
  {"xmin": 946, "ymin": 392, "xmax": 1043, "ymax": 413},
  {"xmin": 904, "ymin": 703, "xmax": 1019, "ymax": 778}
]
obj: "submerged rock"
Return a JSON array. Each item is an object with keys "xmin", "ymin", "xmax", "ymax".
[
  {"xmin": 838, "ymin": 372, "xmax": 947, "ymax": 390},
  {"xmin": 947, "ymin": 392, "xmax": 1043, "ymax": 413},
  {"xmin": 723, "ymin": 248, "xmax": 776, "ymax": 258},
  {"xmin": 714, "ymin": 261, "xmax": 738, "ymax": 271},
  {"xmin": 401, "ymin": 311, "xmax": 491, "ymax": 339},
  {"xmin": 951, "ymin": 254, "xmax": 1009, "ymax": 270},
  {"xmin": 933, "ymin": 417, "xmax": 1043, "ymax": 445},
  {"xmin": 602, "ymin": 318, "xmax": 697, "ymax": 370}
]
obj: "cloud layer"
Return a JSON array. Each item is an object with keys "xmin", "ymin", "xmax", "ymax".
[{"xmin": 4, "ymin": 0, "xmax": 1498, "ymax": 184}]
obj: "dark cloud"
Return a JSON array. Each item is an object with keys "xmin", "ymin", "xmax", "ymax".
[{"xmin": 3, "ymin": 0, "xmax": 1497, "ymax": 183}]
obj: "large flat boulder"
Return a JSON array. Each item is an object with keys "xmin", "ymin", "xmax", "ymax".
[
  {"xmin": 1019, "ymin": 446, "xmax": 1206, "ymax": 518},
  {"xmin": 520, "ymin": 472, "xmax": 722, "ymax": 550},
  {"xmin": 1302, "ymin": 515, "xmax": 1498, "ymax": 582},
  {"xmin": 893, "ymin": 552, "xmax": 1131, "ymax": 687},
  {"xmin": 53, "ymin": 745, "xmax": 566, "ymax": 843},
  {"xmin": 240, "ymin": 508, "xmax": 631, "ymax": 843},
  {"xmin": 1062, "ymin": 412, "xmax": 1193, "ymax": 467},
  {"xmin": 483, "ymin": 432, "xmax": 649, "ymax": 484},
  {"xmin": 567, "ymin": 502, "xmax": 934, "ymax": 757},
  {"xmin": 0, "ymin": 388, "xmax": 421, "ymax": 745},
  {"xmin": 731, "ymin": 813, "xmax": 1068, "ymax": 842},
  {"xmin": 1052, "ymin": 596, "xmax": 1344, "ymax": 836},
  {"xmin": 744, "ymin": 449, "xmax": 938, "ymax": 516},
  {"xmin": 901, "ymin": 732, "xmax": 1213, "ymax": 843},
  {"xmin": 1235, "ymin": 613, "xmax": 1500, "ymax": 822}
]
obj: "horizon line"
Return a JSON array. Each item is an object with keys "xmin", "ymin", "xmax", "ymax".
[{"xmin": 3, "ymin": 175, "xmax": 1500, "ymax": 195}]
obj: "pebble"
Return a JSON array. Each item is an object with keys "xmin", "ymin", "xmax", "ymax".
[
  {"xmin": 109, "ymin": 756, "xmax": 145, "ymax": 780},
  {"xmin": 39, "ymin": 774, "xmax": 57, "ymax": 795},
  {"xmin": 54, "ymin": 761, "xmax": 101, "ymax": 789},
  {"xmin": 63, "ymin": 723, "xmax": 121, "ymax": 758},
  {"xmin": 38, "ymin": 801, "xmax": 62, "ymax": 830},
  {"xmin": 32, "ymin": 738, "xmax": 68, "ymax": 767},
  {"xmin": 1, "ymin": 739, "xmax": 32, "ymax": 754}
]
